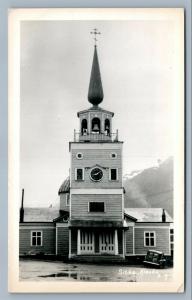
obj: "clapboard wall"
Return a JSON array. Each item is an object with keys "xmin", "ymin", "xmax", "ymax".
[
  {"xmin": 71, "ymin": 194, "xmax": 123, "ymax": 220},
  {"xmin": 125, "ymin": 227, "xmax": 134, "ymax": 254},
  {"xmin": 71, "ymin": 229, "xmax": 77, "ymax": 254},
  {"xmin": 70, "ymin": 144, "xmax": 123, "ymax": 189},
  {"xmin": 134, "ymin": 226, "xmax": 170, "ymax": 255},
  {"xmin": 19, "ymin": 223, "xmax": 56, "ymax": 255},
  {"xmin": 57, "ymin": 225, "xmax": 69, "ymax": 256}
]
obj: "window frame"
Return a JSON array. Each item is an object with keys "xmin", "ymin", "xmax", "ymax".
[
  {"xmin": 66, "ymin": 193, "xmax": 70, "ymax": 206},
  {"xmin": 88, "ymin": 201, "xmax": 106, "ymax": 213},
  {"xmin": 144, "ymin": 231, "xmax": 156, "ymax": 247},
  {"xmin": 31, "ymin": 230, "xmax": 43, "ymax": 247},
  {"xmin": 109, "ymin": 168, "xmax": 118, "ymax": 181},
  {"xmin": 170, "ymin": 228, "xmax": 174, "ymax": 255},
  {"xmin": 110, "ymin": 152, "xmax": 117, "ymax": 159},
  {"xmin": 76, "ymin": 152, "xmax": 83, "ymax": 159},
  {"xmin": 75, "ymin": 168, "xmax": 84, "ymax": 181}
]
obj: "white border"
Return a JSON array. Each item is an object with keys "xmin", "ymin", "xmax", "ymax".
[{"xmin": 8, "ymin": 8, "xmax": 184, "ymax": 293}]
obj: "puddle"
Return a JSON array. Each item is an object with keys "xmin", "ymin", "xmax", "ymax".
[
  {"xmin": 39, "ymin": 272, "xmax": 78, "ymax": 279},
  {"xmin": 39, "ymin": 272, "xmax": 95, "ymax": 281}
]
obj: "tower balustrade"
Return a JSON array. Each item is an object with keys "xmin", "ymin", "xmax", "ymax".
[{"xmin": 73, "ymin": 129, "xmax": 119, "ymax": 142}]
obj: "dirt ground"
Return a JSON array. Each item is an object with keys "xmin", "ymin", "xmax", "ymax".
[{"xmin": 19, "ymin": 258, "xmax": 174, "ymax": 282}]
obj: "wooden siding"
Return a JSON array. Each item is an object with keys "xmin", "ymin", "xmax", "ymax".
[
  {"xmin": 135, "ymin": 222, "xmax": 171, "ymax": 227},
  {"xmin": 134, "ymin": 227, "xmax": 170, "ymax": 255},
  {"xmin": 71, "ymin": 148, "xmax": 122, "ymax": 189},
  {"xmin": 71, "ymin": 194, "xmax": 123, "ymax": 220},
  {"xmin": 71, "ymin": 229, "xmax": 77, "ymax": 254},
  {"xmin": 19, "ymin": 225, "xmax": 55, "ymax": 255},
  {"xmin": 125, "ymin": 227, "xmax": 133, "ymax": 254},
  {"xmin": 57, "ymin": 227, "xmax": 69, "ymax": 256}
]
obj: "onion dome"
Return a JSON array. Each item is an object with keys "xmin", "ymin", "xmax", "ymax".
[
  {"xmin": 58, "ymin": 176, "xmax": 70, "ymax": 195},
  {"xmin": 88, "ymin": 46, "xmax": 104, "ymax": 106}
]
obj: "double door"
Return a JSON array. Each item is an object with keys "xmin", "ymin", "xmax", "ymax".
[
  {"xmin": 79, "ymin": 230, "xmax": 115, "ymax": 254},
  {"xmin": 99, "ymin": 232, "xmax": 115, "ymax": 254},
  {"xmin": 80, "ymin": 231, "xmax": 94, "ymax": 253}
]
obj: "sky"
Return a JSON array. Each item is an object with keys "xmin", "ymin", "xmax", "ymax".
[{"xmin": 20, "ymin": 20, "xmax": 176, "ymax": 207}]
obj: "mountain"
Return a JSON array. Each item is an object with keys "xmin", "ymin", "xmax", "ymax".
[{"xmin": 123, "ymin": 157, "xmax": 173, "ymax": 217}]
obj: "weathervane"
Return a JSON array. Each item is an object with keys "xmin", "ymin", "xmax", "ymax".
[{"xmin": 90, "ymin": 28, "xmax": 101, "ymax": 46}]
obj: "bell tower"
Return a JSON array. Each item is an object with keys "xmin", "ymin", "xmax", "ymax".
[
  {"xmin": 69, "ymin": 30, "xmax": 124, "ymax": 259},
  {"xmin": 75, "ymin": 41, "xmax": 118, "ymax": 143}
]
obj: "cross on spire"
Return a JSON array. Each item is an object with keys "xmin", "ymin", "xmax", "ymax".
[{"xmin": 90, "ymin": 28, "xmax": 101, "ymax": 46}]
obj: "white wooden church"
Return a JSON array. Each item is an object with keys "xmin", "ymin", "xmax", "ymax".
[{"xmin": 19, "ymin": 33, "xmax": 173, "ymax": 263}]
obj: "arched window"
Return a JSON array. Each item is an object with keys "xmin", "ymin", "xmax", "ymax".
[
  {"xmin": 81, "ymin": 119, "xmax": 87, "ymax": 135},
  {"xmin": 104, "ymin": 119, "xmax": 110, "ymax": 136},
  {"xmin": 92, "ymin": 117, "xmax": 100, "ymax": 133}
]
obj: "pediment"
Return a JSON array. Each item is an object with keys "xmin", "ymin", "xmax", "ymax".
[{"xmin": 85, "ymin": 164, "xmax": 108, "ymax": 170}]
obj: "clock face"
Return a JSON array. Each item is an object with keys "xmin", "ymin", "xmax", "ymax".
[{"xmin": 90, "ymin": 167, "xmax": 103, "ymax": 182}]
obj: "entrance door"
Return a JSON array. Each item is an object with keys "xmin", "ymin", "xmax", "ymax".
[
  {"xmin": 99, "ymin": 231, "xmax": 115, "ymax": 254},
  {"xmin": 80, "ymin": 231, "xmax": 94, "ymax": 254}
]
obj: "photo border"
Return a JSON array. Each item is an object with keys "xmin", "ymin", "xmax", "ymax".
[
  {"xmin": 8, "ymin": 7, "xmax": 185, "ymax": 293},
  {"xmin": 0, "ymin": 0, "xmax": 191, "ymax": 298}
]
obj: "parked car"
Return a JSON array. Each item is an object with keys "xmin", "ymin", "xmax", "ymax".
[{"xmin": 143, "ymin": 250, "xmax": 167, "ymax": 268}]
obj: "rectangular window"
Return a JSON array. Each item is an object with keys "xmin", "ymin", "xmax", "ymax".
[
  {"xmin": 144, "ymin": 231, "xmax": 156, "ymax": 247},
  {"xmin": 109, "ymin": 168, "xmax": 118, "ymax": 181},
  {"xmin": 75, "ymin": 168, "xmax": 84, "ymax": 181},
  {"xmin": 66, "ymin": 194, "xmax": 70, "ymax": 206},
  {"xmin": 31, "ymin": 231, "xmax": 42, "ymax": 246},
  {"xmin": 89, "ymin": 202, "xmax": 105, "ymax": 212},
  {"xmin": 170, "ymin": 228, "xmax": 174, "ymax": 256}
]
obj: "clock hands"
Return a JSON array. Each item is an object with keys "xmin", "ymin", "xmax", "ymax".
[{"xmin": 94, "ymin": 170, "xmax": 102, "ymax": 176}]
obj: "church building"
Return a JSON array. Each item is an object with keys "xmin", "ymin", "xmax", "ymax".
[{"xmin": 19, "ymin": 33, "xmax": 173, "ymax": 263}]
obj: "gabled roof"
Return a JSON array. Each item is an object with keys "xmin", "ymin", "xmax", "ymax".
[
  {"xmin": 22, "ymin": 208, "xmax": 60, "ymax": 222},
  {"xmin": 53, "ymin": 210, "xmax": 69, "ymax": 222},
  {"xmin": 124, "ymin": 208, "xmax": 173, "ymax": 222},
  {"xmin": 124, "ymin": 212, "xmax": 137, "ymax": 222}
]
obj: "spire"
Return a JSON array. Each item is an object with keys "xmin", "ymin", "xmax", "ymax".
[{"xmin": 88, "ymin": 30, "xmax": 104, "ymax": 106}]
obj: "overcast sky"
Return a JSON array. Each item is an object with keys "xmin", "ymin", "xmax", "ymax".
[{"xmin": 20, "ymin": 20, "xmax": 176, "ymax": 207}]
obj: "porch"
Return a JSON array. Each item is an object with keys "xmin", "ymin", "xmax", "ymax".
[{"xmin": 69, "ymin": 227, "xmax": 125, "ymax": 259}]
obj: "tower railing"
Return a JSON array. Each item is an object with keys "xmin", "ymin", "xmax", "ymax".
[{"xmin": 74, "ymin": 130, "xmax": 119, "ymax": 142}]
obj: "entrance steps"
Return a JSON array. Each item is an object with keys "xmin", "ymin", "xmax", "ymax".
[{"xmin": 69, "ymin": 254, "xmax": 125, "ymax": 264}]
